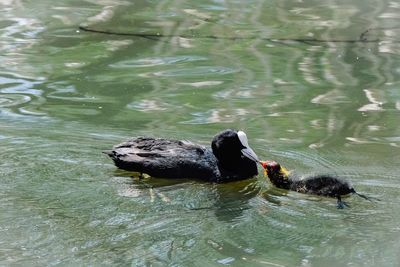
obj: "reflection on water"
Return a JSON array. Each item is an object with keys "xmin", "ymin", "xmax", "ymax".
[{"xmin": 1, "ymin": 0, "xmax": 400, "ymax": 266}]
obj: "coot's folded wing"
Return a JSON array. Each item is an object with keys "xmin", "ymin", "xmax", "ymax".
[{"xmin": 105, "ymin": 137, "xmax": 219, "ymax": 180}]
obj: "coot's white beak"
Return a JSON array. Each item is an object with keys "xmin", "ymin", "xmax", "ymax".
[
  {"xmin": 237, "ymin": 131, "xmax": 259, "ymax": 162},
  {"xmin": 241, "ymin": 146, "xmax": 259, "ymax": 162}
]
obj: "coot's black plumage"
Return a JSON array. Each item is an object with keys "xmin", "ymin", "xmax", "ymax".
[
  {"xmin": 105, "ymin": 129, "xmax": 259, "ymax": 182},
  {"xmin": 262, "ymin": 160, "xmax": 373, "ymax": 208}
]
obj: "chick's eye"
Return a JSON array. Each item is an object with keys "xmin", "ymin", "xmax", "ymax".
[
  {"xmin": 270, "ymin": 164, "xmax": 280, "ymax": 172},
  {"xmin": 267, "ymin": 166, "xmax": 276, "ymax": 172}
]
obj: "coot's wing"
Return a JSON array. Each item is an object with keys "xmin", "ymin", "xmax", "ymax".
[{"xmin": 105, "ymin": 137, "xmax": 219, "ymax": 180}]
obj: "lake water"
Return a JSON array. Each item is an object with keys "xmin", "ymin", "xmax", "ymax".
[{"xmin": 1, "ymin": 0, "xmax": 400, "ymax": 266}]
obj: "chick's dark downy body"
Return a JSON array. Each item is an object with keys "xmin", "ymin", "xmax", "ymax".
[
  {"xmin": 289, "ymin": 175, "xmax": 355, "ymax": 197},
  {"xmin": 263, "ymin": 161, "xmax": 372, "ymax": 208},
  {"xmin": 105, "ymin": 129, "xmax": 258, "ymax": 183}
]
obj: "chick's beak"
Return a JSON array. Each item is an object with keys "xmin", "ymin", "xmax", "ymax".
[
  {"xmin": 259, "ymin": 160, "xmax": 269, "ymax": 169},
  {"xmin": 259, "ymin": 160, "xmax": 271, "ymax": 177},
  {"xmin": 259, "ymin": 160, "xmax": 270, "ymax": 177}
]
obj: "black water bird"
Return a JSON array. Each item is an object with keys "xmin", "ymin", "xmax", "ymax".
[
  {"xmin": 105, "ymin": 129, "xmax": 259, "ymax": 182},
  {"xmin": 261, "ymin": 160, "xmax": 374, "ymax": 208}
]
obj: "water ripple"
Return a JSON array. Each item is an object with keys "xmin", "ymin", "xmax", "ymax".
[
  {"xmin": 0, "ymin": 75, "xmax": 46, "ymax": 117},
  {"xmin": 140, "ymin": 66, "xmax": 239, "ymax": 78},
  {"xmin": 110, "ymin": 55, "xmax": 207, "ymax": 68},
  {"xmin": 126, "ymin": 99, "xmax": 170, "ymax": 112},
  {"xmin": 179, "ymin": 80, "xmax": 223, "ymax": 87},
  {"xmin": 0, "ymin": 94, "xmax": 30, "ymax": 107},
  {"xmin": 182, "ymin": 108, "xmax": 249, "ymax": 124}
]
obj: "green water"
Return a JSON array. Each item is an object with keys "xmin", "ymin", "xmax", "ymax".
[{"xmin": 1, "ymin": 0, "xmax": 400, "ymax": 266}]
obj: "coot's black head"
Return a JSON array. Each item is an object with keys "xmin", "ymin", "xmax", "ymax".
[{"xmin": 211, "ymin": 129, "xmax": 258, "ymax": 177}]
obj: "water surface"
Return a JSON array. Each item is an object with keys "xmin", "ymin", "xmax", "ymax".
[{"xmin": 1, "ymin": 0, "xmax": 400, "ymax": 266}]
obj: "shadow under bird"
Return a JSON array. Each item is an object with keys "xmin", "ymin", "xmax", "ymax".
[
  {"xmin": 104, "ymin": 129, "xmax": 259, "ymax": 183},
  {"xmin": 261, "ymin": 160, "xmax": 376, "ymax": 208}
]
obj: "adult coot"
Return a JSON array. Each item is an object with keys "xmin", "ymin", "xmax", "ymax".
[
  {"xmin": 261, "ymin": 160, "xmax": 373, "ymax": 208},
  {"xmin": 105, "ymin": 129, "xmax": 259, "ymax": 182}
]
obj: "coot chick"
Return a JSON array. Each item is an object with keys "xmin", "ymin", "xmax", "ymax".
[
  {"xmin": 261, "ymin": 160, "xmax": 373, "ymax": 208},
  {"xmin": 105, "ymin": 129, "xmax": 259, "ymax": 183}
]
